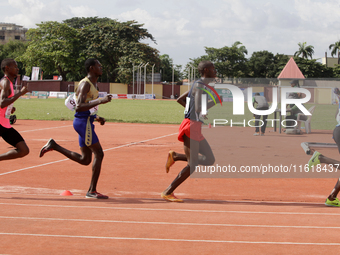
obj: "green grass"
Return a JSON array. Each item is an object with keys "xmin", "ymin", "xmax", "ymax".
[{"xmin": 13, "ymin": 98, "xmax": 339, "ymax": 130}]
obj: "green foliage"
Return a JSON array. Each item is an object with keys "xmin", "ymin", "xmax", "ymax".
[
  {"xmin": 0, "ymin": 40, "xmax": 28, "ymax": 77},
  {"xmin": 65, "ymin": 17, "xmax": 160, "ymax": 83},
  {"xmin": 17, "ymin": 21, "xmax": 83, "ymax": 81},
  {"xmin": 294, "ymin": 42, "xmax": 314, "ymax": 59},
  {"xmin": 15, "ymin": 17, "xmax": 160, "ymax": 83},
  {"xmin": 329, "ymin": 41, "xmax": 340, "ymax": 64},
  {"xmin": 159, "ymin": 54, "xmax": 182, "ymax": 82},
  {"xmin": 294, "ymin": 57, "xmax": 333, "ymax": 78}
]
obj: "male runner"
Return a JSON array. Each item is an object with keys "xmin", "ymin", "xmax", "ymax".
[
  {"xmin": 0, "ymin": 58, "xmax": 29, "ymax": 161},
  {"xmin": 39, "ymin": 58, "xmax": 112, "ymax": 199},
  {"xmin": 162, "ymin": 61, "xmax": 217, "ymax": 202},
  {"xmin": 308, "ymin": 87, "xmax": 340, "ymax": 207}
]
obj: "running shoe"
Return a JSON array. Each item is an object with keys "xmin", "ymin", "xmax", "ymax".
[
  {"xmin": 165, "ymin": 150, "xmax": 175, "ymax": 173},
  {"xmin": 307, "ymin": 151, "xmax": 321, "ymax": 171},
  {"xmin": 39, "ymin": 138, "xmax": 55, "ymax": 158},
  {"xmin": 325, "ymin": 197, "xmax": 340, "ymax": 207},
  {"xmin": 85, "ymin": 191, "xmax": 109, "ymax": 199},
  {"xmin": 260, "ymin": 133, "xmax": 265, "ymax": 136},
  {"xmin": 253, "ymin": 132, "xmax": 260, "ymax": 136},
  {"xmin": 161, "ymin": 192, "xmax": 183, "ymax": 202}
]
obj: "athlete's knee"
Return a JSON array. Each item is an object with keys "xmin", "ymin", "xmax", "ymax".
[
  {"xmin": 94, "ymin": 148, "xmax": 104, "ymax": 160},
  {"xmin": 17, "ymin": 144, "xmax": 29, "ymax": 158},
  {"xmin": 19, "ymin": 147, "xmax": 29, "ymax": 157},
  {"xmin": 206, "ymin": 155, "xmax": 215, "ymax": 165}
]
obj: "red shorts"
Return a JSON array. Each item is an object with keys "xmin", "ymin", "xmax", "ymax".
[{"xmin": 178, "ymin": 118, "xmax": 205, "ymax": 142}]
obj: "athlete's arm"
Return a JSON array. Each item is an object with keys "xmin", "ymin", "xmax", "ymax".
[
  {"xmin": 177, "ymin": 91, "xmax": 189, "ymax": 107},
  {"xmin": 75, "ymin": 82, "xmax": 112, "ymax": 112},
  {"xmin": 0, "ymin": 79, "xmax": 27, "ymax": 108},
  {"xmin": 194, "ymin": 83, "xmax": 203, "ymax": 115}
]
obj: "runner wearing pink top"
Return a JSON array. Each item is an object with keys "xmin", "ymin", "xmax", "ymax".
[{"xmin": 0, "ymin": 58, "xmax": 29, "ymax": 161}]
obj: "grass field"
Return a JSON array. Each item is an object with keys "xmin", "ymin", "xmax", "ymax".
[{"xmin": 13, "ymin": 98, "xmax": 338, "ymax": 130}]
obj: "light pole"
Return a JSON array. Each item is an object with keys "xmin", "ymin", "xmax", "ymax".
[
  {"xmin": 172, "ymin": 64, "xmax": 174, "ymax": 98},
  {"xmin": 136, "ymin": 63, "xmax": 143, "ymax": 96},
  {"xmin": 144, "ymin": 62, "xmax": 149, "ymax": 97},
  {"xmin": 152, "ymin": 64, "xmax": 155, "ymax": 99}
]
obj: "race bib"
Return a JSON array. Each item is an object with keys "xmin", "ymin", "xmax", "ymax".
[
  {"xmin": 184, "ymin": 97, "xmax": 190, "ymax": 114},
  {"xmin": 65, "ymin": 93, "xmax": 76, "ymax": 111},
  {"xmin": 89, "ymin": 99, "xmax": 100, "ymax": 115}
]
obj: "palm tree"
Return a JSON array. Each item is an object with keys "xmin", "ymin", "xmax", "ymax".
[
  {"xmin": 232, "ymin": 41, "xmax": 248, "ymax": 56},
  {"xmin": 294, "ymin": 42, "xmax": 314, "ymax": 59},
  {"xmin": 329, "ymin": 41, "xmax": 340, "ymax": 64}
]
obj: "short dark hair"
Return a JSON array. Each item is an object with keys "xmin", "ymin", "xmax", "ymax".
[
  {"xmin": 1, "ymin": 58, "xmax": 15, "ymax": 73},
  {"xmin": 255, "ymin": 93, "xmax": 260, "ymax": 96},
  {"xmin": 198, "ymin": 61, "xmax": 213, "ymax": 76},
  {"xmin": 84, "ymin": 58, "xmax": 98, "ymax": 73}
]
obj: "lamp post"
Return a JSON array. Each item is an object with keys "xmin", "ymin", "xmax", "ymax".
[
  {"xmin": 172, "ymin": 64, "xmax": 174, "ymax": 98},
  {"xmin": 136, "ymin": 63, "xmax": 143, "ymax": 95},
  {"xmin": 152, "ymin": 64, "xmax": 155, "ymax": 99},
  {"xmin": 144, "ymin": 62, "xmax": 149, "ymax": 97}
]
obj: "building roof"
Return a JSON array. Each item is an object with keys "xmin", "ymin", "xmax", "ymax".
[{"xmin": 277, "ymin": 57, "xmax": 305, "ymax": 79}]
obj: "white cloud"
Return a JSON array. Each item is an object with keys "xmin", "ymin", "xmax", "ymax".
[{"xmin": 68, "ymin": 5, "xmax": 96, "ymax": 18}]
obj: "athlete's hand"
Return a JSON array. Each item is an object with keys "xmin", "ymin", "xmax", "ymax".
[
  {"xmin": 20, "ymin": 86, "xmax": 28, "ymax": 95},
  {"xmin": 101, "ymin": 95, "xmax": 112, "ymax": 104},
  {"xmin": 11, "ymin": 107, "xmax": 16, "ymax": 114},
  {"xmin": 96, "ymin": 116, "xmax": 106, "ymax": 125}
]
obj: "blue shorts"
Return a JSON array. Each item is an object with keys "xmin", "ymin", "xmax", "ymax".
[{"xmin": 73, "ymin": 116, "xmax": 99, "ymax": 147}]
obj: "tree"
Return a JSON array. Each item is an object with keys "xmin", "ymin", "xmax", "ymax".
[
  {"xmin": 65, "ymin": 17, "xmax": 160, "ymax": 83},
  {"xmin": 17, "ymin": 21, "xmax": 83, "ymax": 81},
  {"xmin": 159, "ymin": 54, "xmax": 181, "ymax": 83},
  {"xmin": 329, "ymin": 41, "xmax": 340, "ymax": 64},
  {"xmin": 196, "ymin": 42, "xmax": 248, "ymax": 81},
  {"xmin": 294, "ymin": 42, "xmax": 314, "ymax": 59},
  {"xmin": 294, "ymin": 57, "xmax": 333, "ymax": 78},
  {"xmin": 0, "ymin": 40, "xmax": 28, "ymax": 77},
  {"xmin": 17, "ymin": 18, "xmax": 160, "ymax": 83}
]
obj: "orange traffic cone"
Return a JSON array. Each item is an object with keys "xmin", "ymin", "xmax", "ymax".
[{"xmin": 60, "ymin": 190, "xmax": 73, "ymax": 196}]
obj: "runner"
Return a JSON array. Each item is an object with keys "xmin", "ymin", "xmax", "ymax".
[
  {"xmin": 39, "ymin": 58, "xmax": 112, "ymax": 199},
  {"xmin": 161, "ymin": 60, "xmax": 217, "ymax": 202},
  {"xmin": 308, "ymin": 87, "xmax": 340, "ymax": 207},
  {"xmin": 0, "ymin": 58, "xmax": 29, "ymax": 161}
]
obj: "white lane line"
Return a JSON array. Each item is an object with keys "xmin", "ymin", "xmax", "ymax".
[
  {"xmin": 0, "ymin": 202, "xmax": 340, "ymax": 216},
  {"xmin": 20, "ymin": 125, "xmax": 73, "ymax": 133},
  {"xmin": 0, "ymin": 232, "xmax": 339, "ymax": 245},
  {"xmin": 0, "ymin": 132, "xmax": 176, "ymax": 176},
  {"xmin": 1, "ymin": 215, "xmax": 339, "ymax": 229}
]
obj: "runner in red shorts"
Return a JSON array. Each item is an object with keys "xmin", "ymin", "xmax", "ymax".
[{"xmin": 161, "ymin": 61, "xmax": 218, "ymax": 202}]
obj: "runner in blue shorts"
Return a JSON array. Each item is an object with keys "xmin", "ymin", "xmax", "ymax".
[{"xmin": 39, "ymin": 58, "xmax": 112, "ymax": 199}]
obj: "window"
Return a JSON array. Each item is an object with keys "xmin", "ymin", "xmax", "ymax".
[
  {"xmin": 15, "ymin": 36, "xmax": 20, "ymax": 40},
  {"xmin": 0, "ymin": 36, "xmax": 5, "ymax": 40},
  {"xmin": 2, "ymin": 27, "xmax": 6, "ymax": 30}
]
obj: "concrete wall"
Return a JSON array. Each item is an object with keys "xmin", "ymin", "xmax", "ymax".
[
  {"xmin": 315, "ymin": 88, "xmax": 332, "ymax": 104},
  {"xmin": 145, "ymin": 84, "xmax": 163, "ymax": 99},
  {"xmin": 110, "ymin": 83, "xmax": 127, "ymax": 94}
]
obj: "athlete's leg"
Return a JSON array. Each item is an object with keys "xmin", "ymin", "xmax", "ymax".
[
  {"xmin": 198, "ymin": 138, "xmax": 215, "ymax": 166},
  {"xmin": 40, "ymin": 139, "xmax": 92, "ymax": 165},
  {"xmin": 0, "ymin": 140, "xmax": 29, "ymax": 161},
  {"xmin": 163, "ymin": 134, "xmax": 199, "ymax": 195},
  {"xmin": 0, "ymin": 127, "xmax": 29, "ymax": 161},
  {"xmin": 87, "ymin": 142, "xmax": 104, "ymax": 193}
]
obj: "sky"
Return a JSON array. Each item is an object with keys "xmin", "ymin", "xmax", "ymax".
[{"xmin": 2, "ymin": 0, "xmax": 340, "ymax": 68}]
